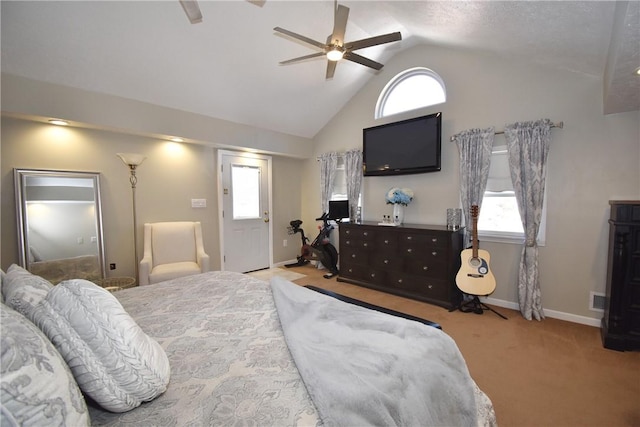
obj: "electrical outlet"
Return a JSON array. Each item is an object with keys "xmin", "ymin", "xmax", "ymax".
[{"xmin": 109, "ymin": 263, "xmax": 116, "ymax": 270}]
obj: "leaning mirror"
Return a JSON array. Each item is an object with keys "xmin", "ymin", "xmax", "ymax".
[{"xmin": 15, "ymin": 169, "xmax": 106, "ymax": 284}]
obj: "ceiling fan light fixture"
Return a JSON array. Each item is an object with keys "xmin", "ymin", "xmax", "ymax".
[{"xmin": 327, "ymin": 47, "xmax": 344, "ymax": 62}]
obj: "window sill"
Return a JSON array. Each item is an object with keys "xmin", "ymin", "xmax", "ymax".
[{"xmin": 477, "ymin": 230, "xmax": 546, "ymax": 247}]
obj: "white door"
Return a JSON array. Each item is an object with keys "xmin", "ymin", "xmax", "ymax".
[{"xmin": 219, "ymin": 150, "xmax": 272, "ymax": 273}]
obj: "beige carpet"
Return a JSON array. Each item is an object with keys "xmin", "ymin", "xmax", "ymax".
[{"xmin": 247, "ymin": 267, "xmax": 306, "ymax": 282}]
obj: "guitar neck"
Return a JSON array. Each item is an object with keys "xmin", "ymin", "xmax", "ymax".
[
  {"xmin": 472, "ymin": 215, "xmax": 479, "ymax": 259},
  {"xmin": 470, "ymin": 205, "xmax": 479, "ymax": 259}
]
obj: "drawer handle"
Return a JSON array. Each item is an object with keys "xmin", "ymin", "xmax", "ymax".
[
  {"xmin": 432, "ymin": 251, "xmax": 437, "ymax": 256},
  {"xmin": 384, "ymin": 239, "xmax": 389, "ymax": 244},
  {"xmin": 370, "ymin": 273, "xmax": 375, "ymax": 278},
  {"xmin": 364, "ymin": 232, "xmax": 368, "ymax": 236},
  {"xmin": 423, "ymin": 266, "xmax": 429, "ymax": 271},
  {"xmin": 432, "ymin": 238, "xmax": 438, "ymax": 243},
  {"xmin": 397, "ymin": 279, "xmax": 403, "ymax": 284},
  {"xmin": 384, "ymin": 259, "xmax": 389, "ymax": 264},
  {"xmin": 363, "ymin": 243, "xmax": 368, "ymax": 247},
  {"xmin": 407, "ymin": 248, "xmax": 412, "ymax": 253},
  {"xmin": 348, "ymin": 268, "xmax": 353, "ymax": 273},
  {"xmin": 352, "ymin": 254, "xmax": 356, "ymax": 258},
  {"xmin": 407, "ymin": 236, "xmax": 412, "ymax": 240},
  {"xmin": 346, "ymin": 230, "xmax": 350, "ymax": 235},
  {"xmin": 346, "ymin": 240, "xmax": 351, "ymax": 245},
  {"xmin": 428, "ymin": 284, "xmax": 433, "ymax": 289}
]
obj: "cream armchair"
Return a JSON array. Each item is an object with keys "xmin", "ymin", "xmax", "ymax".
[{"xmin": 139, "ymin": 221, "xmax": 210, "ymax": 285}]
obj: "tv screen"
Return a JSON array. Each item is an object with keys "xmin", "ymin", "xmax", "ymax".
[
  {"xmin": 363, "ymin": 112, "xmax": 441, "ymax": 176},
  {"xmin": 328, "ymin": 200, "xmax": 349, "ymax": 220}
]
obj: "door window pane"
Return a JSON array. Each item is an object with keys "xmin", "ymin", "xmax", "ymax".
[{"xmin": 232, "ymin": 165, "xmax": 260, "ymax": 219}]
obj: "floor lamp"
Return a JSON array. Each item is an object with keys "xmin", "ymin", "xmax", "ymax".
[{"xmin": 117, "ymin": 153, "xmax": 146, "ymax": 284}]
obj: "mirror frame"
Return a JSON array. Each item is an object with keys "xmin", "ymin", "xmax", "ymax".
[{"xmin": 14, "ymin": 168, "xmax": 106, "ymax": 281}]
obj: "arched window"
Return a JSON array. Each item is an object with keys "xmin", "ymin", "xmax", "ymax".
[{"xmin": 375, "ymin": 67, "xmax": 446, "ymax": 119}]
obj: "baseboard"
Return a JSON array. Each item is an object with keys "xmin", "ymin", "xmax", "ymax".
[
  {"xmin": 480, "ymin": 296, "xmax": 601, "ymax": 327},
  {"xmin": 273, "ymin": 260, "xmax": 296, "ymax": 268},
  {"xmin": 274, "ymin": 259, "xmax": 322, "ymax": 269}
]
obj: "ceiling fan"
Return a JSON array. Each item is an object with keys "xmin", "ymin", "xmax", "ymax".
[
  {"xmin": 274, "ymin": 2, "xmax": 402, "ymax": 79},
  {"xmin": 178, "ymin": 0, "xmax": 265, "ymax": 24},
  {"xmin": 179, "ymin": 0, "xmax": 202, "ymax": 24}
]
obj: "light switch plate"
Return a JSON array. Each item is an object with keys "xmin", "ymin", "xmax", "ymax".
[{"xmin": 191, "ymin": 198, "xmax": 207, "ymax": 208}]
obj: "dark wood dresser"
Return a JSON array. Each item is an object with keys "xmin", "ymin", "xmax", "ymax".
[
  {"xmin": 337, "ymin": 222, "xmax": 464, "ymax": 309},
  {"xmin": 601, "ymin": 200, "xmax": 640, "ymax": 351}
]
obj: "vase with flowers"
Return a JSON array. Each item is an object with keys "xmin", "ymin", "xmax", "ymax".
[{"xmin": 385, "ymin": 187, "xmax": 414, "ymax": 225}]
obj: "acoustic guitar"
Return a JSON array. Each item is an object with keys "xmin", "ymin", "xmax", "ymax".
[{"xmin": 455, "ymin": 205, "xmax": 496, "ymax": 296}]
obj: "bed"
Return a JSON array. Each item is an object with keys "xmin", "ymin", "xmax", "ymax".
[{"xmin": 1, "ymin": 267, "xmax": 496, "ymax": 426}]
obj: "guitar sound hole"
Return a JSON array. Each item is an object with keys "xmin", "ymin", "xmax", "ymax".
[{"xmin": 469, "ymin": 258, "xmax": 482, "ymax": 268}]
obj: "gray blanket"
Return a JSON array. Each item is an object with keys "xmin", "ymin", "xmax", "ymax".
[{"xmin": 271, "ymin": 276, "xmax": 480, "ymax": 427}]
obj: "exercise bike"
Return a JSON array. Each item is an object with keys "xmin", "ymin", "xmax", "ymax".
[{"xmin": 285, "ymin": 213, "xmax": 339, "ymax": 279}]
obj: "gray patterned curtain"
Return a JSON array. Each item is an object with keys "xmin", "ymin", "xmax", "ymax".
[
  {"xmin": 319, "ymin": 152, "xmax": 338, "ymax": 214},
  {"xmin": 453, "ymin": 128, "xmax": 495, "ymax": 247},
  {"xmin": 504, "ymin": 119, "xmax": 552, "ymax": 321},
  {"xmin": 344, "ymin": 149, "xmax": 363, "ymax": 221}
]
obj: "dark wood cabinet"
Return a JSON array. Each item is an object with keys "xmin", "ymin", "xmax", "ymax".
[
  {"xmin": 601, "ymin": 201, "xmax": 640, "ymax": 351},
  {"xmin": 337, "ymin": 222, "xmax": 464, "ymax": 309}
]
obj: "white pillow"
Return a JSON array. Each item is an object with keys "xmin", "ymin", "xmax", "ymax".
[
  {"xmin": 31, "ymin": 279, "xmax": 171, "ymax": 413},
  {"xmin": 3, "ymin": 264, "xmax": 52, "ymax": 319},
  {"xmin": 1, "ymin": 304, "xmax": 90, "ymax": 426}
]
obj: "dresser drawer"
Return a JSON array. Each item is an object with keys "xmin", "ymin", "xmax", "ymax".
[
  {"xmin": 342, "ymin": 263, "xmax": 386, "ymax": 285},
  {"xmin": 399, "ymin": 245, "xmax": 447, "ymax": 263},
  {"xmin": 398, "ymin": 232, "xmax": 447, "ymax": 248},
  {"xmin": 375, "ymin": 234, "xmax": 398, "ymax": 251},
  {"xmin": 386, "ymin": 272, "xmax": 449, "ymax": 300},
  {"xmin": 372, "ymin": 252, "xmax": 403, "ymax": 271},
  {"xmin": 404, "ymin": 259, "xmax": 447, "ymax": 278},
  {"xmin": 341, "ymin": 247, "xmax": 369, "ymax": 265},
  {"xmin": 342, "ymin": 237, "xmax": 376, "ymax": 251},
  {"xmin": 342, "ymin": 227, "xmax": 376, "ymax": 240}
]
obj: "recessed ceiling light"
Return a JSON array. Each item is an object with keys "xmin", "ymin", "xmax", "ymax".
[
  {"xmin": 170, "ymin": 137, "xmax": 184, "ymax": 143},
  {"xmin": 48, "ymin": 119, "xmax": 69, "ymax": 126},
  {"xmin": 635, "ymin": 67, "xmax": 640, "ymax": 76}
]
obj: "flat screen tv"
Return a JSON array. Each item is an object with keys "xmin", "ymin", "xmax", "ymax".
[{"xmin": 363, "ymin": 112, "xmax": 442, "ymax": 176}]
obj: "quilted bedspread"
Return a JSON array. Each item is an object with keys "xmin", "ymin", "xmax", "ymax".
[
  {"xmin": 89, "ymin": 271, "xmax": 319, "ymax": 426},
  {"xmin": 89, "ymin": 271, "xmax": 495, "ymax": 426}
]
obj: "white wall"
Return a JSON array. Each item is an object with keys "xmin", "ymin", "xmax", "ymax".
[{"xmin": 306, "ymin": 44, "xmax": 640, "ymax": 323}]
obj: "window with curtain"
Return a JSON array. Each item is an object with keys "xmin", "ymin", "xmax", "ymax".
[
  {"xmin": 478, "ymin": 145, "xmax": 547, "ymax": 244},
  {"xmin": 330, "ymin": 157, "xmax": 347, "ymax": 201},
  {"xmin": 330, "ymin": 156, "xmax": 362, "ymax": 214}
]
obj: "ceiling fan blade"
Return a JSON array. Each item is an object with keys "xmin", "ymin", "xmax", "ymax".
[
  {"xmin": 280, "ymin": 52, "xmax": 326, "ymax": 65},
  {"xmin": 274, "ymin": 27, "xmax": 327, "ymax": 50},
  {"xmin": 344, "ymin": 52, "xmax": 384, "ymax": 70},
  {"xmin": 179, "ymin": 0, "xmax": 202, "ymax": 24},
  {"xmin": 330, "ymin": 4, "xmax": 349, "ymax": 45},
  {"xmin": 246, "ymin": 0, "xmax": 266, "ymax": 6},
  {"xmin": 326, "ymin": 60, "xmax": 337, "ymax": 79},
  {"xmin": 345, "ymin": 32, "xmax": 402, "ymax": 51}
]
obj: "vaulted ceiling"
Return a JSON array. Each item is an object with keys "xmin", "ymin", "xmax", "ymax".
[{"xmin": 2, "ymin": 1, "xmax": 638, "ymax": 139}]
